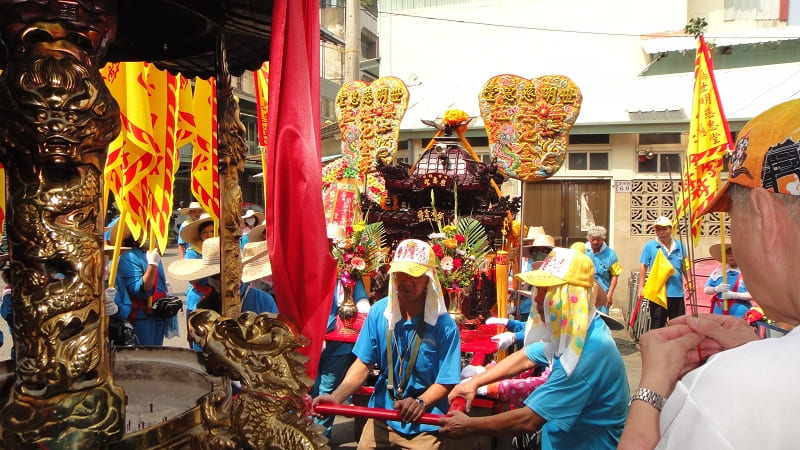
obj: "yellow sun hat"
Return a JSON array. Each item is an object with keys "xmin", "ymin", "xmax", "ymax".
[{"xmin": 516, "ymin": 247, "xmax": 594, "ymax": 288}]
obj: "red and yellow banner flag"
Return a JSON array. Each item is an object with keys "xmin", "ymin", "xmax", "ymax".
[
  {"xmin": 102, "ymin": 62, "xmax": 186, "ymax": 252},
  {"xmin": 144, "ymin": 66, "xmax": 181, "ymax": 252},
  {"xmin": 176, "ymin": 75, "xmax": 196, "ymax": 149},
  {"xmin": 674, "ymin": 35, "xmax": 732, "ymax": 244},
  {"xmin": 254, "ymin": 62, "xmax": 269, "ymax": 205},
  {"xmin": 102, "ymin": 62, "xmax": 159, "ymax": 243},
  {"xmin": 192, "ymin": 77, "xmax": 220, "ymax": 222}
]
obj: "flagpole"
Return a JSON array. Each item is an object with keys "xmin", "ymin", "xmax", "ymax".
[{"xmin": 667, "ymin": 158, "xmax": 698, "ymax": 317}]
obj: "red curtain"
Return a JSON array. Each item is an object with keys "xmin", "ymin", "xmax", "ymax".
[{"xmin": 266, "ymin": 0, "xmax": 337, "ymax": 379}]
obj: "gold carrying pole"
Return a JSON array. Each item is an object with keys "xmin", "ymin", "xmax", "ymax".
[{"xmin": 495, "ymin": 250, "xmax": 509, "ymax": 361}]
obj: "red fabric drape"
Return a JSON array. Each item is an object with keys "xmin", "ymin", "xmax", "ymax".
[{"xmin": 266, "ymin": 0, "xmax": 337, "ymax": 379}]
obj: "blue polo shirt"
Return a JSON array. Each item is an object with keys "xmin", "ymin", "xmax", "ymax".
[
  {"xmin": 352, "ymin": 297, "xmax": 461, "ymax": 435},
  {"xmin": 639, "ymin": 239, "xmax": 686, "ymax": 297},
  {"xmin": 524, "ymin": 315, "xmax": 629, "ymax": 450},
  {"xmin": 585, "ymin": 242, "xmax": 622, "ymax": 292}
]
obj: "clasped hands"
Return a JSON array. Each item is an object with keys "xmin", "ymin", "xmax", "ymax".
[{"xmin": 637, "ymin": 314, "xmax": 760, "ymax": 397}]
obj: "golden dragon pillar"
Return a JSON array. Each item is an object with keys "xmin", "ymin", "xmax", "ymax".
[{"xmin": 0, "ymin": 0, "xmax": 125, "ymax": 447}]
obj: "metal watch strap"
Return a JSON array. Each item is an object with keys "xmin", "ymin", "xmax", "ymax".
[
  {"xmin": 631, "ymin": 387, "xmax": 666, "ymax": 411},
  {"xmin": 415, "ymin": 397, "xmax": 426, "ymax": 409}
]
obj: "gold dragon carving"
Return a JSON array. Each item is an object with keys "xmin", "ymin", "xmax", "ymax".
[
  {"xmin": 217, "ymin": 75, "xmax": 246, "ymax": 318},
  {"xmin": 0, "ymin": 1, "xmax": 125, "ymax": 447},
  {"xmin": 188, "ymin": 310, "xmax": 329, "ymax": 450}
]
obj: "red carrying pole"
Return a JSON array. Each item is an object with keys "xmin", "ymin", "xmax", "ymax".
[{"xmin": 314, "ymin": 403, "xmax": 444, "ymax": 425}]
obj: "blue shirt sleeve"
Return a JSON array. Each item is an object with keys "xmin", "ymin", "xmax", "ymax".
[
  {"xmin": 1, "ymin": 292, "xmax": 12, "ymax": 323},
  {"xmin": 117, "ymin": 249, "xmax": 152, "ymax": 300},
  {"xmin": 524, "ymin": 355, "xmax": 593, "ymax": 431},
  {"xmin": 112, "ymin": 284, "xmax": 133, "ymax": 320},
  {"xmin": 241, "ymin": 284, "xmax": 279, "ymax": 314},
  {"xmin": 524, "ymin": 341, "xmax": 550, "ymax": 367},
  {"xmin": 352, "ymin": 302, "xmax": 383, "ymax": 366}
]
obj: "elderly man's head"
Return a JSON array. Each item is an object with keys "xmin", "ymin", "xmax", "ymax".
[
  {"xmin": 703, "ymin": 98, "xmax": 800, "ymax": 325},
  {"xmin": 586, "ymin": 225, "xmax": 607, "ymax": 253}
]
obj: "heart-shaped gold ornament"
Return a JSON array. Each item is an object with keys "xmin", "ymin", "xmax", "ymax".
[
  {"xmin": 478, "ymin": 75, "xmax": 582, "ymax": 182},
  {"xmin": 335, "ymin": 76, "xmax": 409, "ymax": 176}
]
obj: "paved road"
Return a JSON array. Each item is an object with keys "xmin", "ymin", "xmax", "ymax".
[{"xmin": 0, "ymin": 246, "xmax": 642, "ymax": 448}]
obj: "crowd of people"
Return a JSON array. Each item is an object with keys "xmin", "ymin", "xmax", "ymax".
[{"xmin": 0, "ymin": 99, "xmax": 797, "ymax": 449}]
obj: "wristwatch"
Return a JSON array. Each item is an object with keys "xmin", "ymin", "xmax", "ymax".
[
  {"xmin": 631, "ymin": 387, "xmax": 666, "ymax": 411},
  {"xmin": 414, "ymin": 397, "xmax": 426, "ymax": 410}
]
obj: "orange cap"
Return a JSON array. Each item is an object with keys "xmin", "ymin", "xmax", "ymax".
[{"xmin": 702, "ymin": 99, "xmax": 800, "ymax": 214}]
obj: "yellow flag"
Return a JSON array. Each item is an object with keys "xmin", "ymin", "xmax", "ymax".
[
  {"xmin": 255, "ymin": 62, "xmax": 269, "ymax": 205},
  {"xmin": 102, "ymin": 61, "xmax": 158, "ymax": 242},
  {"xmin": 191, "ymin": 77, "xmax": 219, "ymax": 222},
  {"xmin": 176, "ymin": 75, "xmax": 196, "ymax": 149},
  {"xmin": 144, "ymin": 65, "xmax": 180, "ymax": 252},
  {"xmin": 642, "ymin": 250, "xmax": 675, "ymax": 310},
  {"xmin": 674, "ymin": 35, "xmax": 732, "ymax": 245}
]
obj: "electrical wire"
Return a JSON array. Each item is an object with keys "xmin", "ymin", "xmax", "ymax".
[{"xmin": 375, "ymin": 8, "xmax": 800, "ymax": 40}]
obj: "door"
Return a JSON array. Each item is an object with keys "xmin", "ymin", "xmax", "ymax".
[{"xmin": 523, "ymin": 180, "xmax": 611, "ymax": 247}]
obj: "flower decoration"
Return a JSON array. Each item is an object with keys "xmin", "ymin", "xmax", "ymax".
[
  {"xmin": 428, "ymin": 218, "xmax": 490, "ymax": 290},
  {"xmin": 329, "ymin": 210, "xmax": 387, "ymax": 287},
  {"xmin": 443, "ymin": 109, "xmax": 471, "ymax": 128},
  {"xmin": 322, "ymin": 158, "xmax": 387, "ymax": 205}
]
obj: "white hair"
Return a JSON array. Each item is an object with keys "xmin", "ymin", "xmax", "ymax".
[{"xmin": 586, "ymin": 225, "xmax": 607, "ymax": 239}]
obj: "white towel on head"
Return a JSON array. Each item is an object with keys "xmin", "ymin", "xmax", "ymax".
[{"xmin": 384, "ymin": 270, "xmax": 447, "ymax": 331}]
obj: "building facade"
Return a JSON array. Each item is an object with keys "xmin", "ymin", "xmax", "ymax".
[{"xmin": 375, "ymin": 0, "xmax": 800, "ymax": 308}]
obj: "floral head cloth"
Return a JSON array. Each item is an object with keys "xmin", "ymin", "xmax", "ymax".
[{"xmin": 518, "ymin": 248, "xmax": 596, "ymax": 376}]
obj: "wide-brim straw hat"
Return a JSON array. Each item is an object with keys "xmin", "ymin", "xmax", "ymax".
[
  {"xmin": 103, "ymin": 243, "xmax": 130, "ymax": 253},
  {"xmin": 241, "ymin": 240, "xmax": 271, "ymax": 283},
  {"xmin": 178, "ymin": 201, "xmax": 204, "ymax": 215},
  {"xmin": 709, "ymin": 243, "xmax": 733, "ymax": 261},
  {"xmin": 242, "ymin": 209, "xmax": 265, "ymax": 224},
  {"xmin": 523, "ymin": 233, "xmax": 556, "ymax": 250},
  {"xmin": 168, "ymin": 237, "xmax": 222, "ymax": 281},
  {"xmin": 108, "ymin": 217, "xmax": 135, "ymax": 246},
  {"xmin": 521, "ymin": 226, "xmax": 545, "ymax": 245},
  {"xmin": 180, "ymin": 213, "xmax": 214, "ymax": 250},
  {"xmin": 247, "ymin": 220, "xmax": 267, "ymax": 243}
]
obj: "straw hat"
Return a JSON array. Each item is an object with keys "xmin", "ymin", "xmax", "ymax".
[
  {"xmin": 108, "ymin": 217, "xmax": 137, "ymax": 246},
  {"xmin": 103, "ymin": 243, "xmax": 130, "ymax": 253},
  {"xmin": 522, "ymin": 226, "xmax": 545, "ymax": 244},
  {"xmin": 241, "ymin": 240, "xmax": 271, "ymax": 282},
  {"xmin": 178, "ymin": 201, "xmax": 204, "ymax": 215},
  {"xmin": 242, "ymin": 209, "xmax": 265, "ymax": 224},
  {"xmin": 168, "ymin": 237, "xmax": 221, "ymax": 281},
  {"xmin": 709, "ymin": 243, "xmax": 733, "ymax": 261},
  {"xmin": 247, "ymin": 220, "xmax": 267, "ymax": 243},
  {"xmin": 179, "ymin": 213, "xmax": 214, "ymax": 250},
  {"xmin": 523, "ymin": 233, "xmax": 556, "ymax": 250}
]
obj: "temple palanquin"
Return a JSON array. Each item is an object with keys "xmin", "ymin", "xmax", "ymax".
[{"xmin": 364, "ymin": 123, "xmax": 521, "ymax": 319}]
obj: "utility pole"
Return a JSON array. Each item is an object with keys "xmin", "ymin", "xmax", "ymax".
[{"xmin": 345, "ymin": 0, "xmax": 361, "ymax": 82}]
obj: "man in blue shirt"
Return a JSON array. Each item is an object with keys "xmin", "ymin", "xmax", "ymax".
[
  {"xmin": 585, "ymin": 225, "xmax": 623, "ymax": 314},
  {"xmin": 441, "ymin": 248, "xmax": 629, "ymax": 449},
  {"xmin": 638, "ymin": 216, "xmax": 686, "ymax": 329},
  {"xmin": 313, "ymin": 239, "xmax": 461, "ymax": 449}
]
